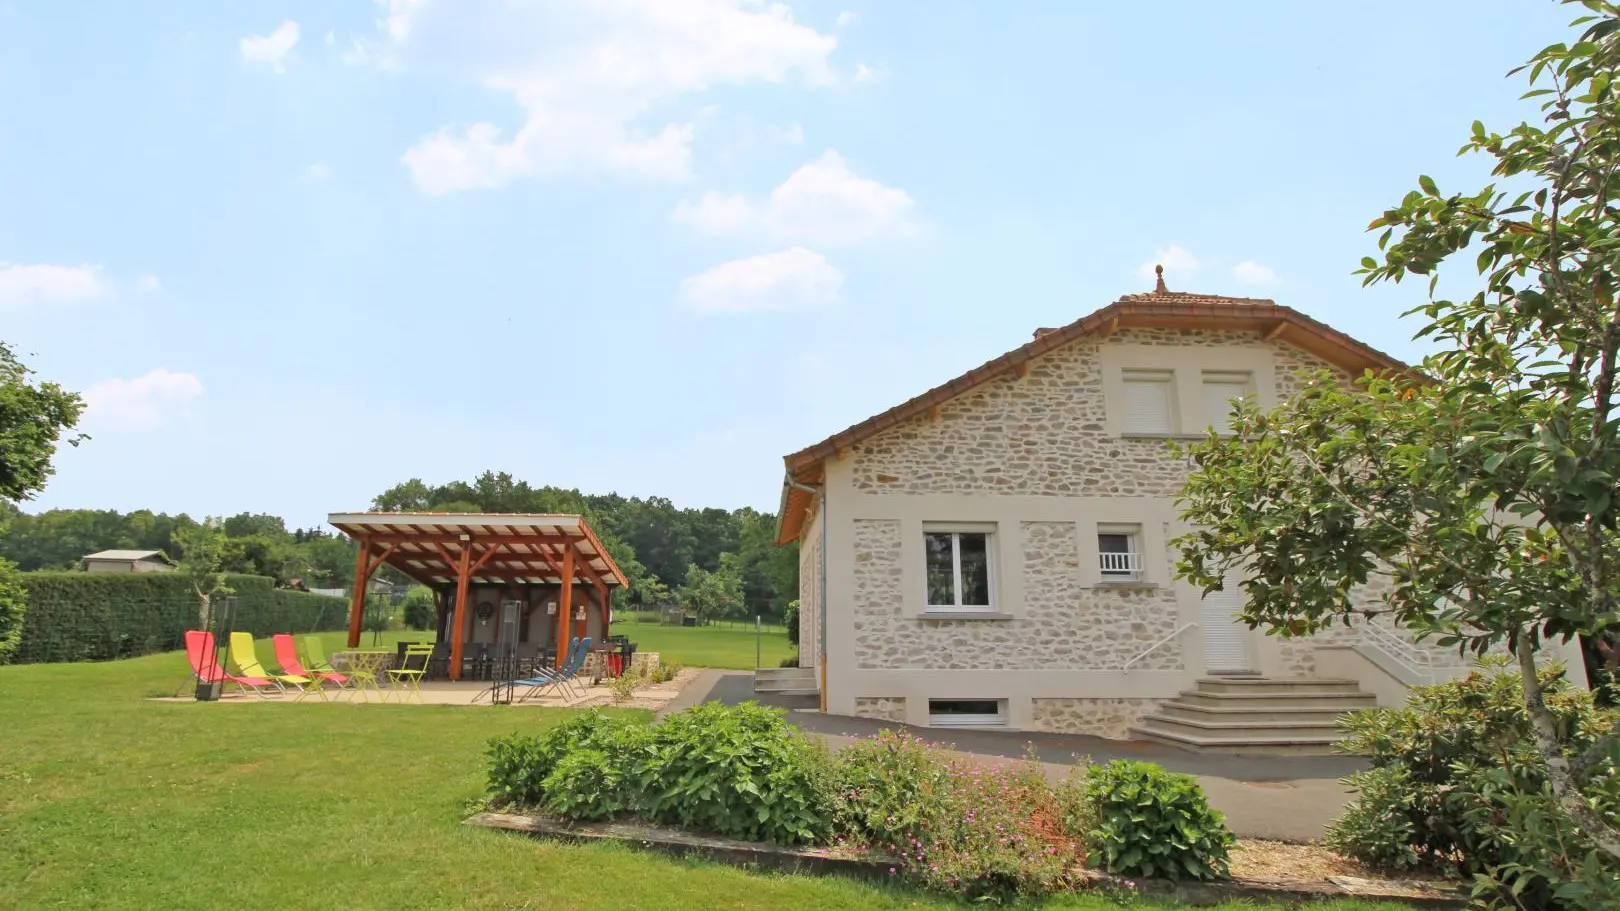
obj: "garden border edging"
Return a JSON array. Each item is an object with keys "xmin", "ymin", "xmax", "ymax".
[{"xmin": 465, "ymin": 811, "xmax": 1467, "ymax": 908}]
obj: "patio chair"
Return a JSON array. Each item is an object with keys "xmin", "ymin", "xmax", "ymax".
[
  {"xmin": 306, "ymin": 635, "xmax": 384, "ymax": 701},
  {"xmin": 274, "ymin": 634, "xmax": 348, "ymax": 685},
  {"xmin": 273, "ymin": 634, "xmax": 346, "ymax": 702},
  {"xmin": 185, "ymin": 630, "xmax": 278, "ymax": 698},
  {"xmin": 385, "ymin": 644, "xmax": 434, "ymax": 704},
  {"xmin": 519, "ymin": 636, "xmax": 591, "ymax": 703},
  {"xmin": 228, "ymin": 632, "xmax": 309, "ymax": 691},
  {"xmin": 472, "ymin": 637, "xmax": 579, "ymax": 704}
]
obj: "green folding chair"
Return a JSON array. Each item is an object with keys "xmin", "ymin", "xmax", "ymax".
[{"xmin": 386, "ymin": 644, "xmax": 434, "ymax": 704}]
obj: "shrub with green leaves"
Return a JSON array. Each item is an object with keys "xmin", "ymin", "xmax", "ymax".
[
  {"xmin": 486, "ymin": 710, "xmax": 649, "ymax": 810},
  {"xmin": 1326, "ymin": 662, "xmax": 1619, "ymax": 910},
  {"xmin": 1083, "ymin": 760, "xmax": 1233, "ymax": 881},
  {"xmin": 635, "ymin": 701, "xmax": 834, "ymax": 845},
  {"xmin": 400, "ymin": 588, "xmax": 436, "ymax": 631},
  {"xmin": 832, "ymin": 731, "xmax": 1076, "ymax": 903},
  {"xmin": 543, "ymin": 746, "xmax": 642, "ymax": 821}
]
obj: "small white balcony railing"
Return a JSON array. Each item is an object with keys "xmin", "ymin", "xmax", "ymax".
[{"xmin": 1099, "ymin": 551, "xmax": 1143, "ymax": 577}]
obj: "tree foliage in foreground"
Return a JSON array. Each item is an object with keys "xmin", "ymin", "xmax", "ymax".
[{"xmin": 1176, "ymin": 1, "xmax": 1620, "ymax": 869}]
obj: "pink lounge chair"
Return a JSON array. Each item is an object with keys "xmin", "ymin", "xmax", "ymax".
[
  {"xmin": 186, "ymin": 630, "xmax": 278, "ymax": 698},
  {"xmin": 272, "ymin": 634, "xmax": 347, "ymax": 685}
]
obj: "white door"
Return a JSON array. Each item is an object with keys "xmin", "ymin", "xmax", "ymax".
[{"xmin": 1200, "ymin": 571, "xmax": 1254, "ymax": 674}]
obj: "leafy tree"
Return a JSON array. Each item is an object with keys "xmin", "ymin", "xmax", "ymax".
[
  {"xmin": 678, "ymin": 560, "xmax": 743, "ymax": 625},
  {"xmin": 362, "ymin": 593, "xmax": 391, "ymax": 645},
  {"xmin": 0, "ymin": 556, "xmax": 24, "ymax": 663},
  {"xmin": 175, "ymin": 517, "xmax": 233, "ymax": 630},
  {"xmin": 0, "ymin": 341, "xmax": 84, "ymax": 504},
  {"xmin": 1175, "ymin": 5, "xmax": 1620, "ymax": 863}
]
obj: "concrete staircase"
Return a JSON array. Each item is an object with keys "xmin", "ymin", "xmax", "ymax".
[
  {"xmin": 752, "ymin": 665, "xmax": 819, "ymax": 698},
  {"xmin": 1129, "ymin": 677, "xmax": 1377, "ymax": 755}
]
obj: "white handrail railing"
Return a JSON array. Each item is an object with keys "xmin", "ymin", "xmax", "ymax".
[
  {"xmin": 1099, "ymin": 551, "xmax": 1144, "ymax": 576},
  {"xmin": 1120, "ymin": 621, "xmax": 1197, "ymax": 672},
  {"xmin": 1359, "ymin": 619, "xmax": 1442, "ymax": 684}
]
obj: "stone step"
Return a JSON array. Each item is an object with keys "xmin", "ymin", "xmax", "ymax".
[
  {"xmin": 1175, "ymin": 691, "xmax": 1378, "ymax": 711},
  {"xmin": 1155, "ymin": 702, "xmax": 1351, "ymax": 726},
  {"xmin": 1193, "ymin": 676, "xmax": 1364, "ymax": 696},
  {"xmin": 1127, "ymin": 723, "xmax": 1344, "ymax": 756},
  {"xmin": 1136, "ymin": 713, "xmax": 1343, "ymax": 742},
  {"xmin": 755, "ymin": 687, "xmax": 821, "ymax": 698},
  {"xmin": 753, "ymin": 667, "xmax": 817, "ymax": 695}
]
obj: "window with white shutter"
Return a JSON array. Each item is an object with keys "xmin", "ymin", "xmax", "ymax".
[
  {"xmin": 1122, "ymin": 370, "xmax": 1175, "ymax": 434},
  {"xmin": 1201, "ymin": 371, "xmax": 1253, "ymax": 435}
]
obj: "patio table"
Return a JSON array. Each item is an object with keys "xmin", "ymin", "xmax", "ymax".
[{"xmin": 340, "ymin": 650, "xmax": 393, "ymax": 702}]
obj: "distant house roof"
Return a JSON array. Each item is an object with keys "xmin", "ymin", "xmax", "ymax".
[
  {"xmin": 84, "ymin": 549, "xmax": 176, "ymax": 564},
  {"xmin": 774, "ymin": 268, "xmax": 1412, "ymax": 545}
]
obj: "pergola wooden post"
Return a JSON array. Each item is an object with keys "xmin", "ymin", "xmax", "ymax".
[
  {"xmin": 555, "ymin": 548, "xmax": 574, "ymax": 668},
  {"xmin": 448, "ymin": 544, "xmax": 473, "ymax": 678},
  {"xmin": 345, "ymin": 537, "xmax": 398, "ymax": 648},
  {"xmin": 346, "ymin": 537, "xmax": 371, "ymax": 648},
  {"xmin": 601, "ymin": 586, "xmax": 612, "ymax": 641}
]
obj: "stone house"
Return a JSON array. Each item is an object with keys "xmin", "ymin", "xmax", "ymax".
[{"xmin": 772, "ymin": 273, "xmax": 1589, "ymax": 751}]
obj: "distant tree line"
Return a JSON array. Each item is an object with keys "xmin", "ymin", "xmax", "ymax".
[{"xmin": 0, "ymin": 470, "xmax": 800, "ymax": 622}]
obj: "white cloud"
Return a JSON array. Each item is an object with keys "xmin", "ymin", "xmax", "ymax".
[
  {"xmin": 301, "ymin": 163, "xmax": 334, "ymax": 181},
  {"xmin": 325, "ymin": 30, "xmax": 336, "ymax": 48},
  {"xmin": 0, "ymin": 263, "xmax": 107, "ymax": 310},
  {"xmin": 763, "ymin": 149, "xmax": 916, "ymax": 245},
  {"xmin": 673, "ymin": 148, "xmax": 916, "ymax": 245},
  {"xmin": 134, "ymin": 274, "xmax": 163, "ymax": 294},
  {"xmin": 679, "ymin": 247, "xmax": 842, "ymax": 312},
  {"xmin": 672, "ymin": 191, "xmax": 757, "ymax": 233},
  {"xmin": 835, "ymin": 11, "xmax": 860, "ymax": 27},
  {"xmin": 852, "ymin": 62, "xmax": 873, "ymax": 83},
  {"xmin": 776, "ymin": 122, "xmax": 805, "ymax": 144},
  {"xmin": 1232, "ymin": 260, "xmax": 1279, "ymax": 285},
  {"xmin": 1137, "ymin": 245, "xmax": 1201, "ymax": 281},
  {"xmin": 240, "ymin": 20, "xmax": 300, "ymax": 73},
  {"xmin": 82, "ymin": 370, "xmax": 203, "ymax": 432},
  {"xmin": 365, "ymin": 0, "xmax": 840, "ymax": 194}
]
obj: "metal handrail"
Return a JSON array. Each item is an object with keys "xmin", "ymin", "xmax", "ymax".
[
  {"xmin": 1120, "ymin": 621, "xmax": 1197, "ymax": 671},
  {"xmin": 1359, "ymin": 619, "xmax": 1451, "ymax": 684}
]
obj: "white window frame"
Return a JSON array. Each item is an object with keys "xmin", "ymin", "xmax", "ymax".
[
  {"xmin": 1121, "ymin": 369, "xmax": 1177, "ymax": 435},
  {"xmin": 1097, "ymin": 524, "xmax": 1144, "ymax": 582},
  {"xmin": 922, "ymin": 524, "xmax": 997, "ymax": 612},
  {"xmin": 1201, "ymin": 370, "xmax": 1254, "ymax": 436},
  {"xmin": 927, "ymin": 698, "xmax": 1008, "ymax": 727}
]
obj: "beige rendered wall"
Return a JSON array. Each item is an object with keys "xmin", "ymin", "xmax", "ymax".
[{"xmin": 819, "ymin": 327, "xmax": 1497, "ymax": 735}]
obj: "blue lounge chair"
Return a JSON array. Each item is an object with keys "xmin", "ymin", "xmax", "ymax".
[
  {"xmin": 475, "ymin": 637, "xmax": 584, "ymax": 703},
  {"xmin": 520, "ymin": 636, "xmax": 592, "ymax": 702}
]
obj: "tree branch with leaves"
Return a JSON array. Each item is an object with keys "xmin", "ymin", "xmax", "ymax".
[{"xmin": 1176, "ymin": 0, "xmax": 1620, "ymax": 864}]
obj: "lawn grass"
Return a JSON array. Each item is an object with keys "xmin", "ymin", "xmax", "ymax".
[
  {"xmin": 1, "ymin": 649, "xmax": 1402, "ymax": 911},
  {"xmin": 615, "ymin": 615, "xmax": 794, "ymax": 669}
]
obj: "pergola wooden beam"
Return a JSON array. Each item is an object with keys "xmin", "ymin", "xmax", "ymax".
[{"xmin": 448, "ymin": 544, "xmax": 473, "ymax": 679}]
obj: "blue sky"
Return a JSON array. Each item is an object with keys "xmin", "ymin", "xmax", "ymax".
[{"xmin": 0, "ymin": 0, "xmax": 1580, "ymax": 530}]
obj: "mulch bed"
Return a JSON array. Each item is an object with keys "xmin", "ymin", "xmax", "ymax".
[{"xmin": 467, "ymin": 811, "xmax": 1466, "ymax": 908}]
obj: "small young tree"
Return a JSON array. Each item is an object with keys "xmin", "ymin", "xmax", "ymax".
[
  {"xmin": 1176, "ymin": 3, "xmax": 1620, "ymax": 867},
  {"xmin": 678, "ymin": 560, "xmax": 743, "ymax": 625},
  {"xmin": 174, "ymin": 518, "xmax": 233, "ymax": 630}
]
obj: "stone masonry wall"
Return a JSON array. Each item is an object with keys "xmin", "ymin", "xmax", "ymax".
[
  {"xmin": 844, "ymin": 327, "xmax": 1443, "ymax": 683},
  {"xmin": 853, "ymin": 697, "xmax": 906, "ymax": 724},
  {"xmin": 851, "ymin": 519, "xmax": 1182, "ymax": 670},
  {"xmin": 1032, "ymin": 698, "xmax": 1159, "ymax": 740},
  {"xmin": 798, "ymin": 507, "xmax": 821, "ymax": 668}
]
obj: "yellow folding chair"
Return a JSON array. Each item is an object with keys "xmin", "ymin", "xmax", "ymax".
[
  {"xmin": 385, "ymin": 645, "xmax": 434, "ymax": 704},
  {"xmin": 228, "ymin": 632, "xmax": 309, "ymax": 692}
]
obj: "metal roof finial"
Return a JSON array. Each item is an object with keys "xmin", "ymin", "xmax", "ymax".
[{"xmin": 1154, "ymin": 263, "xmax": 1167, "ymax": 293}]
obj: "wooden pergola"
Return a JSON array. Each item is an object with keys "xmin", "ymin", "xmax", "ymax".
[{"xmin": 327, "ymin": 512, "xmax": 629, "ymax": 680}]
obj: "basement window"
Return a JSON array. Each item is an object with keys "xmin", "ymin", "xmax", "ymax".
[{"xmin": 928, "ymin": 698, "xmax": 1007, "ymax": 727}]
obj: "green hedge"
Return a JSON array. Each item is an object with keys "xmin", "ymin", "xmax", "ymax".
[{"xmin": 13, "ymin": 572, "xmax": 349, "ymax": 664}]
